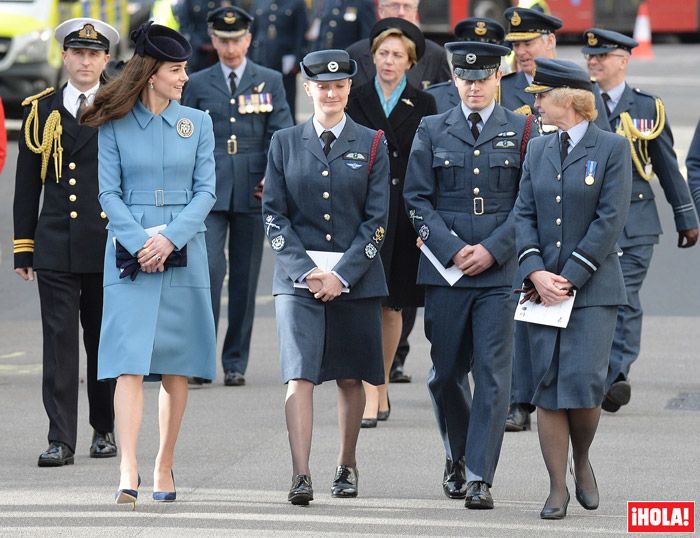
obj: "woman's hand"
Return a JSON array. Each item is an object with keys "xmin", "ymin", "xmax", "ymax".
[
  {"xmin": 138, "ymin": 234, "xmax": 175, "ymax": 273},
  {"xmin": 306, "ymin": 271, "xmax": 343, "ymax": 302},
  {"xmin": 305, "ymin": 268, "xmax": 323, "ymax": 294},
  {"xmin": 528, "ymin": 270, "xmax": 572, "ymax": 306}
]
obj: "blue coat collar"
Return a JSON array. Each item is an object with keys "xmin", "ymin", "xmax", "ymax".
[{"xmin": 132, "ymin": 99, "xmax": 180, "ymax": 129}]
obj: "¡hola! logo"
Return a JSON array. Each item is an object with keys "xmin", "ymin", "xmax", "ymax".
[{"xmin": 627, "ymin": 502, "xmax": 695, "ymax": 533}]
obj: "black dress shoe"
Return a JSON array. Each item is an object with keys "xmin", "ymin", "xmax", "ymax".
[
  {"xmin": 288, "ymin": 474, "xmax": 313, "ymax": 505},
  {"xmin": 188, "ymin": 377, "xmax": 212, "ymax": 385},
  {"xmin": 360, "ymin": 418, "xmax": 377, "ymax": 428},
  {"xmin": 38, "ymin": 442, "xmax": 74, "ymax": 467},
  {"xmin": 602, "ymin": 378, "xmax": 631, "ymax": 413},
  {"xmin": 331, "ymin": 465, "xmax": 358, "ymax": 498},
  {"xmin": 377, "ymin": 397, "xmax": 391, "ymax": 421},
  {"xmin": 505, "ymin": 403, "xmax": 532, "ymax": 432},
  {"xmin": 570, "ymin": 457, "xmax": 599, "ymax": 510},
  {"xmin": 442, "ymin": 457, "xmax": 467, "ymax": 499},
  {"xmin": 224, "ymin": 371, "xmax": 245, "ymax": 386},
  {"xmin": 90, "ymin": 431, "xmax": 117, "ymax": 458},
  {"xmin": 464, "ymin": 481, "xmax": 494, "ymax": 509},
  {"xmin": 389, "ymin": 365, "xmax": 412, "ymax": 383},
  {"xmin": 540, "ymin": 490, "xmax": 570, "ymax": 519}
]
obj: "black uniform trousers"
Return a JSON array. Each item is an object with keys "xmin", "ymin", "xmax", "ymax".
[{"xmin": 36, "ymin": 270, "xmax": 114, "ymax": 452}]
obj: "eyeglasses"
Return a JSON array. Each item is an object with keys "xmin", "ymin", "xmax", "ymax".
[
  {"xmin": 381, "ymin": 2, "xmax": 418, "ymax": 13},
  {"xmin": 584, "ymin": 52, "xmax": 627, "ymax": 61}
]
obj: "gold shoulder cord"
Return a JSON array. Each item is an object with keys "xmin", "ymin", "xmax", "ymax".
[
  {"xmin": 22, "ymin": 88, "xmax": 63, "ymax": 183},
  {"xmin": 617, "ymin": 97, "xmax": 665, "ymax": 181}
]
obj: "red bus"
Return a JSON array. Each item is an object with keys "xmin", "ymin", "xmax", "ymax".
[{"xmin": 419, "ymin": 0, "xmax": 700, "ymax": 36}]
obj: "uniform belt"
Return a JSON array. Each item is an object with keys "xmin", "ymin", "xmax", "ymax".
[
  {"xmin": 436, "ymin": 196, "xmax": 515, "ymax": 215},
  {"xmin": 225, "ymin": 137, "xmax": 265, "ymax": 155},
  {"xmin": 125, "ymin": 189, "xmax": 193, "ymax": 207}
]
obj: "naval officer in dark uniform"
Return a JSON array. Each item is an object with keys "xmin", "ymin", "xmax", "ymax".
[
  {"xmin": 182, "ymin": 6, "xmax": 293, "ymax": 386},
  {"xmin": 404, "ymin": 41, "xmax": 538, "ymax": 509},
  {"xmin": 249, "ymin": 0, "xmax": 308, "ymax": 119},
  {"xmin": 309, "ymin": 0, "xmax": 376, "ymax": 51},
  {"xmin": 581, "ymin": 29, "xmax": 698, "ymax": 413},
  {"xmin": 346, "ymin": 0, "xmax": 451, "ymax": 91},
  {"xmin": 426, "ymin": 17, "xmax": 505, "ymax": 114},
  {"xmin": 13, "ymin": 17, "xmax": 119, "ymax": 466}
]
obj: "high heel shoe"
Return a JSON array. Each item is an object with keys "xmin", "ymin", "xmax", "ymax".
[
  {"xmin": 360, "ymin": 417, "xmax": 377, "ymax": 428},
  {"xmin": 569, "ymin": 454, "xmax": 599, "ymax": 510},
  {"xmin": 115, "ymin": 474, "xmax": 141, "ymax": 510},
  {"xmin": 540, "ymin": 489, "xmax": 570, "ymax": 520},
  {"xmin": 377, "ymin": 396, "xmax": 391, "ymax": 421},
  {"xmin": 153, "ymin": 470, "xmax": 177, "ymax": 502}
]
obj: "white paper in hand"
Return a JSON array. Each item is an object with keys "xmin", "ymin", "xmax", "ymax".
[
  {"xmin": 293, "ymin": 250, "xmax": 350, "ymax": 293},
  {"xmin": 514, "ymin": 290, "xmax": 576, "ymax": 329}
]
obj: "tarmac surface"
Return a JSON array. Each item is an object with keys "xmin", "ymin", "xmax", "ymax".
[{"xmin": 0, "ymin": 45, "xmax": 699, "ymax": 537}]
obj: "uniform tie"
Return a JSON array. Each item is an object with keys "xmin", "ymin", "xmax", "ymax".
[
  {"xmin": 601, "ymin": 92, "xmax": 612, "ymax": 115},
  {"xmin": 468, "ymin": 112, "xmax": 481, "ymax": 141},
  {"xmin": 229, "ymin": 71, "xmax": 237, "ymax": 95},
  {"xmin": 320, "ymin": 130, "xmax": 336, "ymax": 156},
  {"xmin": 76, "ymin": 93, "xmax": 88, "ymax": 121},
  {"xmin": 560, "ymin": 131, "xmax": 570, "ymax": 164}
]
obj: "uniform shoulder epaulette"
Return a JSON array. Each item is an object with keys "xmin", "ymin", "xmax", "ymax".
[
  {"xmin": 21, "ymin": 87, "xmax": 55, "ymax": 107},
  {"xmin": 633, "ymin": 87, "xmax": 658, "ymax": 100}
]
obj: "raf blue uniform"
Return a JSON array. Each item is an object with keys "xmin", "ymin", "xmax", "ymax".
[
  {"xmin": 604, "ymin": 85, "xmax": 698, "ymax": 393},
  {"xmin": 250, "ymin": 0, "xmax": 308, "ymax": 119},
  {"xmin": 312, "ymin": 0, "xmax": 376, "ymax": 51},
  {"xmin": 426, "ymin": 81, "xmax": 460, "ymax": 114},
  {"xmin": 687, "ymin": 119, "xmax": 700, "ymax": 215},
  {"xmin": 403, "ymin": 43, "xmax": 537, "ymax": 501},
  {"xmin": 182, "ymin": 47, "xmax": 293, "ymax": 380}
]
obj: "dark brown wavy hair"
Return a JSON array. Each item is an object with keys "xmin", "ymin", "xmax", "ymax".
[{"xmin": 81, "ymin": 54, "xmax": 162, "ymax": 127}]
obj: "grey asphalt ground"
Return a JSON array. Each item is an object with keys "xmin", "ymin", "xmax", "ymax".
[{"xmin": 0, "ymin": 45, "xmax": 699, "ymax": 537}]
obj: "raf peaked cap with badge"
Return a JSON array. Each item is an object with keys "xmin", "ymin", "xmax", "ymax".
[
  {"xmin": 581, "ymin": 28, "xmax": 638, "ymax": 55},
  {"xmin": 454, "ymin": 17, "xmax": 505, "ymax": 45},
  {"xmin": 208, "ymin": 6, "xmax": 253, "ymax": 39},
  {"xmin": 503, "ymin": 7, "xmax": 562, "ymax": 42},
  {"xmin": 300, "ymin": 49, "xmax": 357, "ymax": 80},
  {"xmin": 131, "ymin": 21, "xmax": 191, "ymax": 61},
  {"xmin": 54, "ymin": 17, "xmax": 120, "ymax": 51},
  {"xmin": 445, "ymin": 41, "xmax": 510, "ymax": 80},
  {"xmin": 369, "ymin": 17, "xmax": 426, "ymax": 63},
  {"xmin": 525, "ymin": 58, "xmax": 593, "ymax": 93}
]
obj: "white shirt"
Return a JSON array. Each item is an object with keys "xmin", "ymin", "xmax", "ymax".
[
  {"xmin": 460, "ymin": 100, "xmax": 496, "ymax": 134},
  {"xmin": 63, "ymin": 81, "xmax": 99, "ymax": 118},
  {"xmin": 601, "ymin": 80, "xmax": 626, "ymax": 113},
  {"xmin": 312, "ymin": 113, "xmax": 347, "ymax": 150},
  {"xmin": 220, "ymin": 58, "xmax": 247, "ymax": 92}
]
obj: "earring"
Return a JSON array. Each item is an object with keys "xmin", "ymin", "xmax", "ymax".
[{"xmin": 149, "ymin": 82, "xmax": 154, "ymax": 89}]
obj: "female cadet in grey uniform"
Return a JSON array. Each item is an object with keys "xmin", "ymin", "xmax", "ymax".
[
  {"xmin": 262, "ymin": 49, "xmax": 389, "ymax": 505},
  {"xmin": 514, "ymin": 58, "xmax": 632, "ymax": 519}
]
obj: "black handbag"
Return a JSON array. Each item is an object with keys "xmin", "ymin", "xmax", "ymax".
[{"xmin": 116, "ymin": 241, "xmax": 187, "ymax": 281}]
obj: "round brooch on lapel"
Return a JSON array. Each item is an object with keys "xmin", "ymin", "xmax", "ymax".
[{"xmin": 176, "ymin": 118, "xmax": 194, "ymax": 138}]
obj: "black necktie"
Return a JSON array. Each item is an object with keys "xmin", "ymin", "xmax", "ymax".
[
  {"xmin": 76, "ymin": 93, "xmax": 88, "ymax": 121},
  {"xmin": 229, "ymin": 72, "xmax": 237, "ymax": 95},
  {"xmin": 601, "ymin": 92, "xmax": 612, "ymax": 115},
  {"xmin": 468, "ymin": 112, "xmax": 481, "ymax": 141},
  {"xmin": 560, "ymin": 131, "xmax": 570, "ymax": 164},
  {"xmin": 320, "ymin": 130, "xmax": 336, "ymax": 156}
]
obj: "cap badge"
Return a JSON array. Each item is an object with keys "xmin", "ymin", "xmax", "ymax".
[
  {"xmin": 466, "ymin": 53, "xmax": 477, "ymax": 65},
  {"xmin": 511, "ymin": 11, "xmax": 521, "ymax": 27},
  {"xmin": 475, "ymin": 21, "xmax": 487, "ymax": 36},
  {"xmin": 176, "ymin": 118, "xmax": 194, "ymax": 138},
  {"xmin": 587, "ymin": 32, "xmax": 598, "ymax": 46},
  {"xmin": 327, "ymin": 61, "xmax": 339, "ymax": 72},
  {"xmin": 224, "ymin": 12, "xmax": 237, "ymax": 24},
  {"xmin": 79, "ymin": 24, "xmax": 98, "ymax": 40}
]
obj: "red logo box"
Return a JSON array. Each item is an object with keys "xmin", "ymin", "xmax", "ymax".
[{"xmin": 628, "ymin": 502, "xmax": 695, "ymax": 533}]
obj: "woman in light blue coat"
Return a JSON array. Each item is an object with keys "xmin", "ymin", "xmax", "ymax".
[{"xmin": 82, "ymin": 23, "xmax": 216, "ymax": 508}]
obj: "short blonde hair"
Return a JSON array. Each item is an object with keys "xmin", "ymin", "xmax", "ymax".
[
  {"xmin": 549, "ymin": 87, "xmax": 598, "ymax": 122},
  {"xmin": 371, "ymin": 28, "xmax": 417, "ymax": 66}
]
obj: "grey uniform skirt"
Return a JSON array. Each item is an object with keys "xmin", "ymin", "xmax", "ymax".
[
  {"xmin": 527, "ymin": 305, "xmax": 617, "ymax": 410},
  {"xmin": 275, "ymin": 294, "xmax": 385, "ymax": 385}
]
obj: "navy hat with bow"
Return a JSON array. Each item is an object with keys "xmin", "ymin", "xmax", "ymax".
[
  {"xmin": 300, "ymin": 50, "xmax": 357, "ymax": 81},
  {"xmin": 131, "ymin": 21, "xmax": 192, "ymax": 62}
]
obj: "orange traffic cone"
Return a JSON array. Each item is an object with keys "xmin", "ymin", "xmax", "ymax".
[{"xmin": 633, "ymin": 2, "xmax": 654, "ymax": 60}]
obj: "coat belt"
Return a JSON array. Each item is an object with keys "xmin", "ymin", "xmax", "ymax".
[
  {"xmin": 436, "ymin": 196, "xmax": 515, "ymax": 215},
  {"xmin": 124, "ymin": 189, "xmax": 193, "ymax": 206}
]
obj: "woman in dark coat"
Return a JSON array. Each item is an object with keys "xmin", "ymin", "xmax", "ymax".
[{"xmin": 346, "ymin": 18, "xmax": 436, "ymax": 426}]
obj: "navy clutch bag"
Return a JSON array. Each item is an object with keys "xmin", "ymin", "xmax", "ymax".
[{"xmin": 116, "ymin": 241, "xmax": 187, "ymax": 281}]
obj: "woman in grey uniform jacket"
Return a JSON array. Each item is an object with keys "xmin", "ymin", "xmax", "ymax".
[
  {"xmin": 262, "ymin": 49, "xmax": 389, "ymax": 505},
  {"xmin": 82, "ymin": 23, "xmax": 216, "ymax": 507},
  {"xmin": 514, "ymin": 59, "xmax": 632, "ymax": 519}
]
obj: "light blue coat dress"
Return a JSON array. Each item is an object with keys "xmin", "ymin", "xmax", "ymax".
[{"xmin": 97, "ymin": 99, "xmax": 217, "ymax": 381}]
